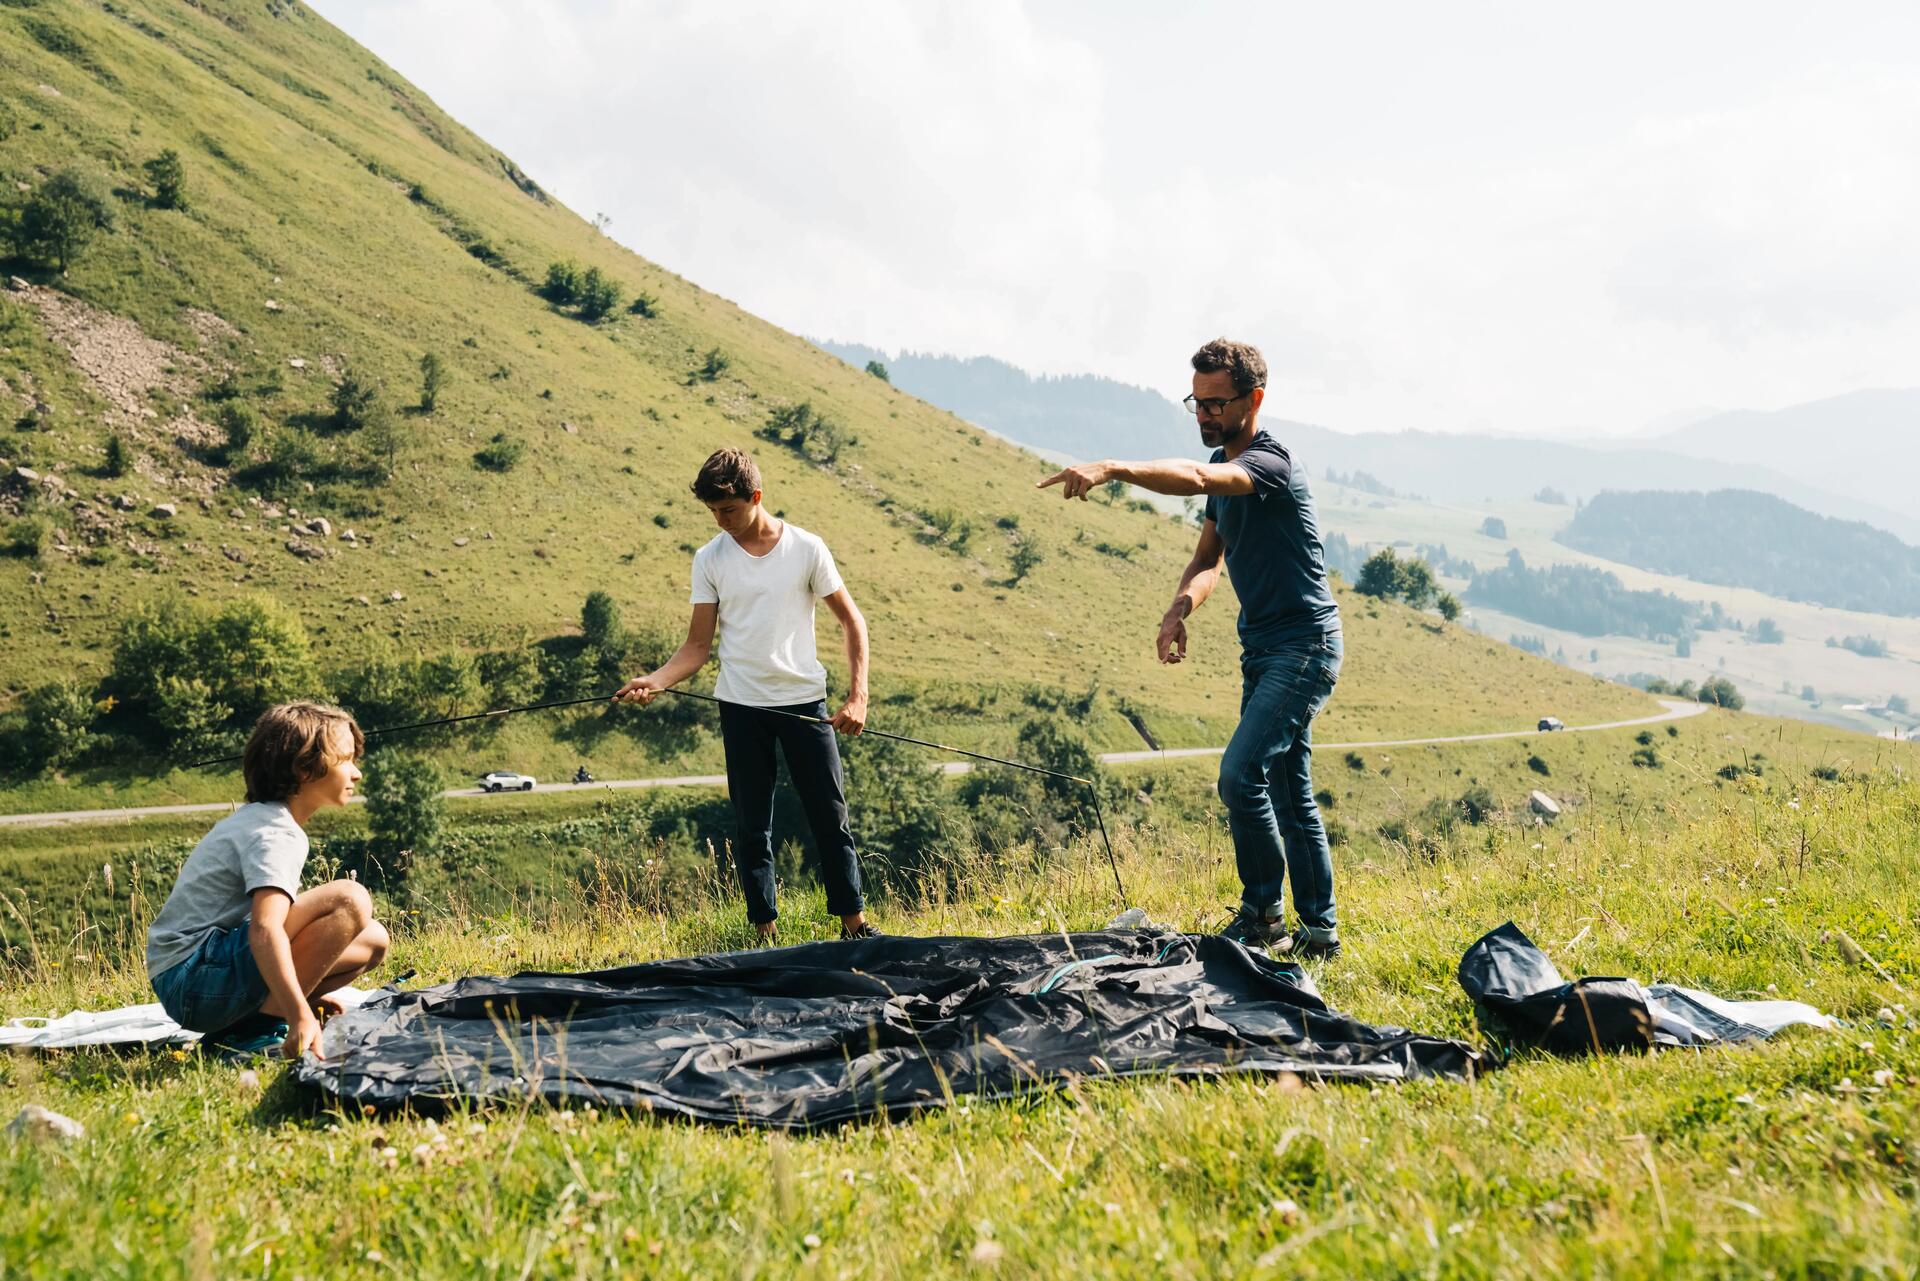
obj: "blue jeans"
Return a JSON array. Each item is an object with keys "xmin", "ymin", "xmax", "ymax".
[
  {"xmin": 151, "ymin": 923, "xmax": 268, "ymax": 1034},
  {"xmin": 1218, "ymin": 633, "xmax": 1343, "ymax": 939}
]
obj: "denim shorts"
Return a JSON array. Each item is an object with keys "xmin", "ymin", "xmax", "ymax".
[{"xmin": 151, "ymin": 923, "xmax": 268, "ymax": 1034}]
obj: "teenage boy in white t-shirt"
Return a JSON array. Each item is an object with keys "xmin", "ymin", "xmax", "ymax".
[{"xmin": 614, "ymin": 447, "xmax": 880, "ymax": 942}]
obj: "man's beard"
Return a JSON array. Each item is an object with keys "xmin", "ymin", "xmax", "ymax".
[{"xmin": 1199, "ymin": 415, "xmax": 1250, "ymax": 449}]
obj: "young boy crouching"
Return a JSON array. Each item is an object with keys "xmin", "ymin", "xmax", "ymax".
[{"xmin": 147, "ymin": 702, "xmax": 390, "ymax": 1059}]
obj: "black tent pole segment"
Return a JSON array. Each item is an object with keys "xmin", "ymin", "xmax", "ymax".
[{"xmin": 185, "ymin": 686, "xmax": 1130, "ymax": 902}]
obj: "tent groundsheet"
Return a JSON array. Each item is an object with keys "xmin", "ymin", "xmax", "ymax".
[{"xmin": 292, "ymin": 930, "xmax": 1486, "ymax": 1128}]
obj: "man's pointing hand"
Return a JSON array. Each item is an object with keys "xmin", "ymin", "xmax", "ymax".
[{"xmin": 1037, "ymin": 461, "xmax": 1114, "ymax": 501}]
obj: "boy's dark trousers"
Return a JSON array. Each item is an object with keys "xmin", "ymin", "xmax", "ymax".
[{"xmin": 718, "ymin": 699, "xmax": 864, "ymax": 925}]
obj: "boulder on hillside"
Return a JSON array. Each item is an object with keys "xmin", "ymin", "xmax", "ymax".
[
  {"xmin": 1528, "ymin": 790, "xmax": 1562, "ymax": 822},
  {"xmin": 284, "ymin": 538, "xmax": 325, "ymax": 561},
  {"xmin": 150, "ymin": 503, "xmax": 177, "ymax": 519},
  {"xmin": 115, "ymin": 495, "xmax": 139, "ymax": 512}
]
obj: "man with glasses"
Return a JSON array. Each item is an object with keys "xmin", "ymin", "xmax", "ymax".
[{"xmin": 1038, "ymin": 338, "xmax": 1343, "ymax": 958}]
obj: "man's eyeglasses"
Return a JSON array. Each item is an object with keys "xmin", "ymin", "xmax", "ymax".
[{"xmin": 1183, "ymin": 389, "xmax": 1259, "ymax": 417}]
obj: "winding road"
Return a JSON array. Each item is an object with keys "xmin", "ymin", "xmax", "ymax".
[{"xmin": 0, "ymin": 700, "xmax": 1707, "ymax": 831}]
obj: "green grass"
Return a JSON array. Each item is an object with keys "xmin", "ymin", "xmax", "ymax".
[
  {"xmin": 0, "ymin": 0, "xmax": 1658, "ymax": 814},
  {"xmin": 0, "ymin": 729, "xmax": 1916, "ymax": 1276}
]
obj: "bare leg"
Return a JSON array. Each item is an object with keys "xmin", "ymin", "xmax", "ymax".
[{"xmin": 258, "ymin": 880, "xmax": 389, "ymax": 1020}]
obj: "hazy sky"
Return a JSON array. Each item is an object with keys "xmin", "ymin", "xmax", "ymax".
[{"xmin": 320, "ymin": 1, "xmax": 1920, "ymax": 437}]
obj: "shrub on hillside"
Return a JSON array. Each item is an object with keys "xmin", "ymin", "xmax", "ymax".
[
  {"xmin": 151, "ymin": 675, "xmax": 234, "ymax": 759},
  {"xmin": 101, "ymin": 432, "xmax": 131, "ymax": 478},
  {"xmin": 628, "ymin": 292, "xmax": 658, "ymax": 319},
  {"xmin": 476, "ymin": 648, "xmax": 542, "ymax": 708},
  {"xmin": 576, "ymin": 267, "xmax": 620, "ymax": 320},
  {"xmin": 18, "ymin": 681, "xmax": 97, "ymax": 773},
  {"xmin": 917, "ymin": 506, "xmax": 974, "ymax": 555},
  {"xmin": 758, "ymin": 401, "xmax": 850, "ymax": 466},
  {"xmin": 4, "ymin": 515, "xmax": 54, "ymax": 561},
  {"xmin": 579, "ymin": 590, "xmax": 623, "ymax": 649},
  {"xmin": 330, "ymin": 368, "xmax": 384, "ymax": 432},
  {"xmin": 142, "ymin": 149, "xmax": 187, "ymax": 210},
  {"xmin": 1751, "ymin": 617, "xmax": 1784, "ymax": 644},
  {"xmin": 1696, "ymin": 675, "xmax": 1744, "ymax": 710},
  {"xmin": 17, "ymin": 168, "xmax": 114, "ymax": 271},
  {"xmin": 1527, "ymin": 754, "xmax": 1550, "ymax": 776},
  {"xmin": 1830, "ymin": 634, "xmax": 1889, "ymax": 658},
  {"xmin": 107, "ymin": 596, "xmax": 322, "ymax": 741},
  {"xmin": 864, "ymin": 359, "xmax": 889, "ymax": 382},
  {"xmin": 542, "ymin": 260, "xmax": 583, "ymax": 305},
  {"xmin": 1355, "ymin": 548, "xmax": 1437, "ymax": 608},
  {"xmin": 695, "ymin": 348, "xmax": 730, "ymax": 382},
  {"xmin": 1436, "ymin": 592, "xmax": 1461, "ymax": 622},
  {"xmin": 473, "ymin": 432, "xmax": 524, "ymax": 472},
  {"xmin": 1480, "ymin": 516, "xmax": 1508, "ymax": 539},
  {"xmin": 955, "ymin": 714, "xmax": 1118, "ymax": 856}
]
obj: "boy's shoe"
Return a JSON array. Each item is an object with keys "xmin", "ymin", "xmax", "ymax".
[
  {"xmin": 1219, "ymin": 907, "xmax": 1286, "ymax": 949},
  {"xmin": 1278, "ymin": 928, "xmax": 1343, "ymax": 962},
  {"xmin": 839, "ymin": 922, "xmax": 884, "ymax": 941},
  {"xmin": 202, "ymin": 1012, "xmax": 290, "ymax": 1061}
]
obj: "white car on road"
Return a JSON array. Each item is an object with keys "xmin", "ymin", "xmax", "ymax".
[{"xmin": 478, "ymin": 771, "xmax": 536, "ymax": 793}]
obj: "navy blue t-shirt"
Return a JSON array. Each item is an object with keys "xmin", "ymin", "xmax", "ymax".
[{"xmin": 1202, "ymin": 432, "xmax": 1341, "ymax": 649}]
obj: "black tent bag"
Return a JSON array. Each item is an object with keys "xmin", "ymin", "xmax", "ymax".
[{"xmin": 294, "ymin": 929, "xmax": 1485, "ymax": 1129}]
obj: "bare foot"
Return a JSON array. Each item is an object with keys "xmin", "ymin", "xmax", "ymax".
[{"xmin": 315, "ymin": 992, "xmax": 348, "ymax": 1019}]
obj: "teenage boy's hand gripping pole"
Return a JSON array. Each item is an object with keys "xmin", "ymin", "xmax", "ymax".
[{"xmin": 611, "ymin": 591, "xmax": 870, "ymax": 735}]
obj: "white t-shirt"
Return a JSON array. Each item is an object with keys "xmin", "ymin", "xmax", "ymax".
[
  {"xmin": 691, "ymin": 522, "xmax": 845, "ymax": 707},
  {"xmin": 145, "ymin": 801, "xmax": 309, "ymax": 977}
]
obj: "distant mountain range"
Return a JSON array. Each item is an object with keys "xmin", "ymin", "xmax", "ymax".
[
  {"xmin": 1644, "ymin": 388, "xmax": 1920, "ymax": 519},
  {"xmin": 811, "ymin": 341, "xmax": 1197, "ymax": 463},
  {"xmin": 815, "ymin": 343, "xmax": 1920, "ymax": 544}
]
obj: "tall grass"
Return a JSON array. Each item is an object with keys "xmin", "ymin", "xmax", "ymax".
[{"xmin": 0, "ymin": 769, "xmax": 1915, "ymax": 1276}]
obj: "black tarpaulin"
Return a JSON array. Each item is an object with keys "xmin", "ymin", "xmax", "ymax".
[
  {"xmin": 292, "ymin": 930, "xmax": 1486, "ymax": 1128},
  {"xmin": 1457, "ymin": 921, "xmax": 1836, "ymax": 1054}
]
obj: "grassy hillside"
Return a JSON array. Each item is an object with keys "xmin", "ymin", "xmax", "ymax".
[{"xmin": 0, "ymin": 0, "xmax": 1657, "ymax": 811}]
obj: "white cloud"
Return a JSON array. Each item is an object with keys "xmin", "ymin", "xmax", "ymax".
[{"xmin": 320, "ymin": 1, "xmax": 1920, "ymax": 436}]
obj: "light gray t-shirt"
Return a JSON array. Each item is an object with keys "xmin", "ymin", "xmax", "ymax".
[
  {"xmin": 691, "ymin": 522, "xmax": 845, "ymax": 707},
  {"xmin": 145, "ymin": 802, "xmax": 309, "ymax": 978}
]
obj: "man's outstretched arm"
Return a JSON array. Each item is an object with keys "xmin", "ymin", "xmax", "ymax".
[
  {"xmin": 1158, "ymin": 520, "xmax": 1227, "ymax": 664},
  {"xmin": 1037, "ymin": 458, "xmax": 1254, "ymax": 500}
]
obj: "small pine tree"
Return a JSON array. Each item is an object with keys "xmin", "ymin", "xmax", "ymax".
[
  {"xmin": 418, "ymin": 352, "xmax": 446, "ymax": 414},
  {"xmin": 628, "ymin": 291, "xmax": 658, "ymax": 319},
  {"xmin": 864, "ymin": 359, "xmax": 890, "ymax": 382},
  {"xmin": 102, "ymin": 433, "xmax": 130, "ymax": 478},
  {"xmin": 142, "ymin": 149, "xmax": 188, "ymax": 210},
  {"xmin": 581, "ymin": 589, "xmax": 623, "ymax": 650},
  {"xmin": 1009, "ymin": 537, "xmax": 1044, "ymax": 584},
  {"xmin": 1436, "ymin": 592, "xmax": 1461, "ymax": 622},
  {"xmin": 698, "ymin": 348, "xmax": 730, "ymax": 382}
]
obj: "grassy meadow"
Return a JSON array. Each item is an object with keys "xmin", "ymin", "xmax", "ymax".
[{"xmin": 0, "ymin": 721, "xmax": 1915, "ymax": 1277}]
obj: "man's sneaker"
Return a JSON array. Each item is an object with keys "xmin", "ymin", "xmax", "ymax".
[
  {"xmin": 839, "ymin": 922, "xmax": 884, "ymax": 941},
  {"xmin": 1278, "ymin": 928, "xmax": 1343, "ymax": 962},
  {"xmin": 202, "ymin": 1013, "xmax": 290, "ymax": 1060},
  {"xmin": 1219, "ymin": 907, "xmax": 1285, "ymax": 949}
]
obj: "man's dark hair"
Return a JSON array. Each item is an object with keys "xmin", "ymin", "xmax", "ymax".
[
  {"xmin": 691, "ymin": 447, "xmax": 761, "ymax": 502},
  {"xmin": 1191, "ymin": 338, "xmax": 1268, "ymax": 397},
  {"xmin": 243, "ymin": 701, "xmax": 363, "ymax": 804}
]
